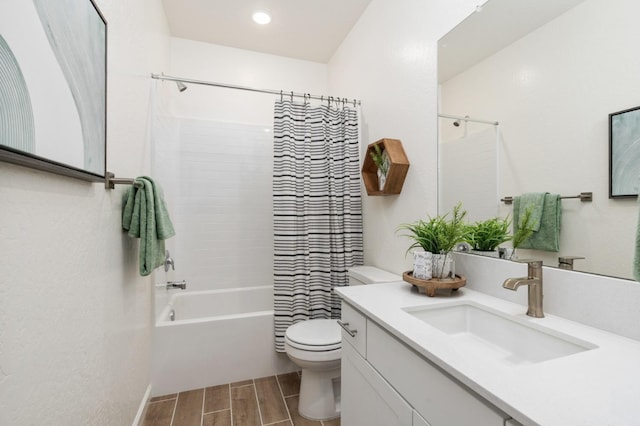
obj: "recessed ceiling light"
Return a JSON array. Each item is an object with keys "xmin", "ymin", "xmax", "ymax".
[{"xmin": 252, "ymin": 11, "xmax": 271, "ymax": 25}]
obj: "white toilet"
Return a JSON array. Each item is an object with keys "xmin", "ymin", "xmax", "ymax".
[{"xmin": 284, "ymin": 266, "xmax": 398, "ymax": 420}]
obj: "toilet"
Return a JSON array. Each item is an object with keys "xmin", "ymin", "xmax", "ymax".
[{"xmin": 284, "ymin": 266, "xmax": 398, "ymax": 420}]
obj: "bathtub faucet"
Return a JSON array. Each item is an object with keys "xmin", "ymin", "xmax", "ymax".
[{"xmin": 166, "ymin": 280, "xmax": 187, "ymax": 290}]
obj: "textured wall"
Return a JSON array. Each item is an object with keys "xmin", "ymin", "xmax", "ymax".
[
  {"xmin": 0, "ymin": 0, "xmax": 170, "ymax": 424},
  {"xmin": 327, "ymin": 0, "xmax": 480, "ymax": 274}
]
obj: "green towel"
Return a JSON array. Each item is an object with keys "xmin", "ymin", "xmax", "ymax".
[
  {"xmin": 518, "ymin": 192, "xmax": 546, "ymax": 231},
  {"xmin": 122, "ymin": 176, "xmax": 176, "ymax": 276},
  {"xmin": 513, "ymin": 193, "xmax": 561, "ymax": 252}
]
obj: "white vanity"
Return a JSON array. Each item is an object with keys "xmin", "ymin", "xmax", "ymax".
[{"xmin": 336, "ymin": 278, "xmax": 640, "ymax": 425}]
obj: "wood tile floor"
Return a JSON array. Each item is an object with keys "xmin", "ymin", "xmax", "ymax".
[{"xmin": 143, "ymin": 372, "xmax": 340, "ymax": 426}]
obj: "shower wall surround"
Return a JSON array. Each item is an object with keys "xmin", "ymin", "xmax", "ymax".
[
  {"xmin": 152, "ymin": 38, "xmax": 329, "ymax": 310},
  {"xmin": 153, "ymin": 118, "xmax": 274, "ymax": 292}
]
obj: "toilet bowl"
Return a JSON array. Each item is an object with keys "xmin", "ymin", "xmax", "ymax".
[
  {"xmin": 284, "ymin": 319, "xmax": 341, "ymax": 420},
  {"xmin": 283, "ymin": 266, "xmax": 398, "ymax": 420}
]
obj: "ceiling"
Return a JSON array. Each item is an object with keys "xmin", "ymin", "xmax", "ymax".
[
  {"xmin": 161, "ymin": 0, "xmax": 373, "ymax": 63},
  {"xmin": 438, "ymin": 0, "xmax": 586, "ymax": 82}
]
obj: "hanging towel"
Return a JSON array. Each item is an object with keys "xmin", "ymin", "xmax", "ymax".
[
  {"xmin": 513, "ymin": 193, "xmax": 561, "ymax": 252},
  {"xmin": 122, "ymin": 176, "xmax": 175, "ymax": 276},
  {"xmin": 518, "ymin": 192, "xmax": 547, "ymax": 231}
]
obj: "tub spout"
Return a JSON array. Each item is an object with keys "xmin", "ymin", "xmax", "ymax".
[{"xmin": 166, "ymin": 280, "xmax": 187, "ymax": 290}]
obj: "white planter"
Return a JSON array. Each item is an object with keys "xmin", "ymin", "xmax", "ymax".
[
  {"xmin": 377, "ymin": 169, "xmax": 387, "ymax": 191},
  {"xmin": 432, "ymin": 253, "xmax": 454, "ymax": 279},
  {"xmin": 412, "ymin": 251, "xmax": 433, "ymax": 280}
]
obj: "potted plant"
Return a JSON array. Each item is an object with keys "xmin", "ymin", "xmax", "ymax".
[
  {"xmin": 398, "ymin": 203, "xmax": 468, "ymax": 279},
  {"xmin": 369, "ymin": 143, "xmax": 389, "ymax": 190},
  {"xmin": 465, "ymin": 217, "xmax": 512, "ymax": 257}
]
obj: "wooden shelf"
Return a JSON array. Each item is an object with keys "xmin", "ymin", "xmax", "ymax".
[{"xmin": 362, "ymin": 138, "xmax": 409, "ymax": 195}]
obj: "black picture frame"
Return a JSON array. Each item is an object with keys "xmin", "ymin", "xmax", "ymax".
[
  {"xmin": 0, "ymin": 0, "xmax": 107, "ymax": 182},
  {"xmin": 609, "ymin": 105, "xmax": 640, "ymax": 198}
]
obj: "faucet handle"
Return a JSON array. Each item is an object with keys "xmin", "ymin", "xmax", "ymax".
[
  {"xmin": 514, "ymin": 259, "xmax": 543, "ymax": 267},
  {"xmin": 164, "ymin": 250, "xmax": 175, "ymax": 272}
]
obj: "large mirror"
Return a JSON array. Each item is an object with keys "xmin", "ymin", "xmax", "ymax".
[
  {"xmin": 438, "ymin": 0, "xmax": 640, "ymax": 280},
  {"xmin": 0, "ymin": 0, "xmax": 106, "ymax": 181}
]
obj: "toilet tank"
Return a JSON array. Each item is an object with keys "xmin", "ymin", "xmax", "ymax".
[{"xmin": 347, "ymin": 266, "xmax": 399, "ymax": 286}]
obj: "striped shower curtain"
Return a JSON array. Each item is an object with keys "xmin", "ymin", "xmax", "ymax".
[{"xmin": 273, "ymin": 100, "xmax": 363, "ymax": 352}]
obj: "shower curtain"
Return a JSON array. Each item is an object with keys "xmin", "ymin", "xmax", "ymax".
[{"xmin": 273, "ymin": 100, "xmax": 363, "ymax": 352}]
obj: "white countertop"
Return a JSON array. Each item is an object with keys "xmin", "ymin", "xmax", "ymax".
[{"xmin": 336, "ymin": 282, "xmax": 640, "ymax": 426}]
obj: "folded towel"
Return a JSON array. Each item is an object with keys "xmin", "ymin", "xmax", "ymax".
[
  {"xmin": 513, "ymin": 193, "xmax": 561, "ymax": 252},
  {"xmin": 518, "ymin": 192, "xmax": 546, "ymax": 232},
  {"xmin": 122, "ymin": 176, "xmax": 175, "ymax": 276}
]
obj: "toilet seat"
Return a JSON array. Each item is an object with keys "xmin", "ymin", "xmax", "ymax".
[{"xmin": 285, "ymin": 319, "xmax": 341, "ymax": 351}]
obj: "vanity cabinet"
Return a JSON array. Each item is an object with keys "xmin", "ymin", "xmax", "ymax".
[
  {"xmin": 342, "ymin": 342, "xmax": 413, "ymax": 426},
  {"xmin": 340, "ymin": 301, "xmax": 512, "ymax": 426}
]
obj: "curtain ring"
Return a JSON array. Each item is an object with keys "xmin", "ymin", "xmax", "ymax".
[
  {"xmin": 321, "ymin": 95, "xmax": 324, "ymax": 104},
  {"xmin": 353, "ymin": 99, "xmax": 357, "ymax": 108},
  {"xmin": 290, "ymin": 91, "xmax": 294, "ymax": 102},
  {"xmin": 307, "ymin": 93, "xmax": 311, "ymax": 105},
  {"xmin": 280, "ymin": 90, "xmax": 283, "ymax": 102}
]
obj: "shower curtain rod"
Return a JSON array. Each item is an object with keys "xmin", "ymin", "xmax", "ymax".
[
  {"xmin": 151, "ymin": 73, "xmax": 361, "ymax": 106},
  {"xmin": 439, "ymin": 113, "xmax": 499, "ymax": 126}
]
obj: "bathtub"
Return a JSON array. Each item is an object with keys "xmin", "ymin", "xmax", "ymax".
[{"xmin": 151, "ymin": 285, "xmax": 297, "ymax": 396}]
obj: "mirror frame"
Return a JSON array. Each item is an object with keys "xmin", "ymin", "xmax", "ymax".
[{"xmin": 0, "ymin": 0, "xmax": 107, "ymax": 183}]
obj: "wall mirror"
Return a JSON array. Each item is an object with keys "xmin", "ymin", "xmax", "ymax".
[
  {"xmin": 438, "ymin": 0, "xmax": 640, "ymax": 280},
  {"xmin": 0, "ymin": 0, "xmax": 106, "ymax": 182}
]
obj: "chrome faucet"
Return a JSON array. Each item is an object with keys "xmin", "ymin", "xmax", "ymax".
[
  {"xmin": 166, "ymin": 280, "xmax": 187, "ymax": 290},
  {"xmin": 503, "ymin": 260, "xmax": 544, "ymax": 318}
]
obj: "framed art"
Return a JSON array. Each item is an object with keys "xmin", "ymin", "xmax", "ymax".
[
  {"xmin": 0, "ymin": 0, "xmax": 107, "ymax": 182},
  {"xmin": 609, "ymin": 105, "xmax": 640, "ymax": 198}
]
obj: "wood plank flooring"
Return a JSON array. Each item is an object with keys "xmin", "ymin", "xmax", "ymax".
[{"xmin": 143, "ymin": 372, "xmax": 341, "ymax": 426}]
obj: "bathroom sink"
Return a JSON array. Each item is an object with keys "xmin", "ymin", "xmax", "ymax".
[{"xmin": 404, "ymin": 302, "xmax": 597, "ymax": 366}]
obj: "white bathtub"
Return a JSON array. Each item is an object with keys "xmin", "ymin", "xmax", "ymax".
[{"xmin": 151, "ymin": 285, "xmax": 297, "ymax": 396}]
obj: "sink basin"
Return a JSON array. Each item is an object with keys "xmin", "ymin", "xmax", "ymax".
[{"xmin": 404, "ymin": 302, "xmax": 597, "ymax": 366}]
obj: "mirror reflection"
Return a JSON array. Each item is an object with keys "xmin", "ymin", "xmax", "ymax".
[{"xmin": 438, "ymin": 0, "xmax": 640, "ymax": 280}]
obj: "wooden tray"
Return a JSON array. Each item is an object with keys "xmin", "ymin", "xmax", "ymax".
[{"xmin": 402, "ymin": 271, "xmax": 466, "ymax": 297}]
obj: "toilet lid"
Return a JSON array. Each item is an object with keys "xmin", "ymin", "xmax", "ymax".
[{"xmin": 285, "ymin": 319, "xmax": 341, "ymax": 351}]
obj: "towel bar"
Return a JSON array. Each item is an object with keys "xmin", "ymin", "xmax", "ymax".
[
  {"xmin": 501, "ymin": 192, "xmax": 592, "ymax": 205},
  {"xmin": 105, "ymin": 171, "xmax": 144, "ymax": 189}
]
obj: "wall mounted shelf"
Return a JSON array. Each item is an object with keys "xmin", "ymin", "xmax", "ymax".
[{"xmin": 362, "ymin": 138, "xmax": 409, "ymax": 195}]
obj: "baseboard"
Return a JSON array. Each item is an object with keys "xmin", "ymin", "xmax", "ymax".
[{"xmin": 132, "ymin": 384, "xmax": 152, "ymax": 426}]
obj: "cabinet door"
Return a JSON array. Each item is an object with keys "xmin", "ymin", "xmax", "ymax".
[
  {"xmin": 341, "ymin": 341, "xmax": 412, "ymax": 426},
  {"xmin": 367, "ymin": 322, "xmax": 508, "ymax": 426}
]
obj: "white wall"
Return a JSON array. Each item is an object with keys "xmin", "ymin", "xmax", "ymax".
[
  {"xmin": 0, "ymin": 0, "xmax": 170, "ymax": 424},
  {"xmin": 328, "ymin": 0, "xmax": 480, "ymax": 275},
  {"xmin": 151, "ymin": 39, "xmax": 328, "ymax": 298},
  {"xmin": 440, "ymin": 0, "xmax": 640, "ymax": 278}
]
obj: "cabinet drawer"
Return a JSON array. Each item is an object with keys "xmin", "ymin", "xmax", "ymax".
[
  {"xmin": 341, "ymin": 341, "xmax": 412, "ymax": 426},
  {"xmin": 367, "ymin": 322, "xmax": 508, "ymax": 426},
  {"xmin": 340, "ymin": 302, "xmax": 367, "ymax": 357}
]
